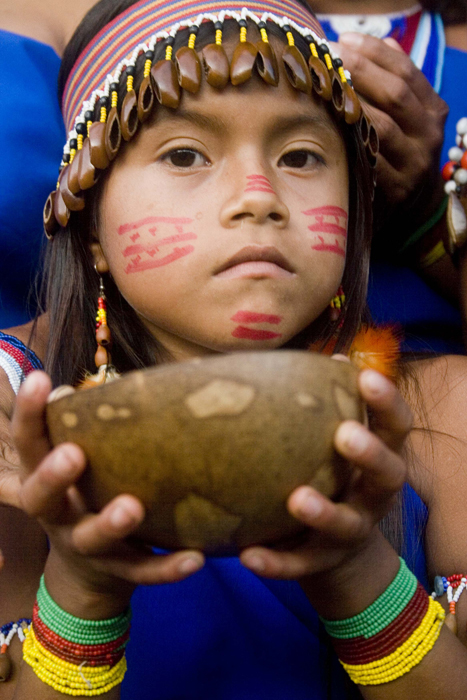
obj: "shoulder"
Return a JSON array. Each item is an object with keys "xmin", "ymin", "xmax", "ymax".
[{"xmin": 445, "ymin": 24, "xmax": 467, "ymax": 53}]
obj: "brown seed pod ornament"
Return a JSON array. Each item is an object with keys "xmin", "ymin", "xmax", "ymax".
[
  {"xmin": 230, "ymin": 21, "xmax": 258, "ymax": 85},
  {"xmin": 104, "ymin": 104, "xmax": 122, "ymax": 161},
  {"xmin": 202, "ymin": 23, "xmax": 230, "ymax": 89},
  {"xmin": 282, "ymin": 31, "xmax": 312, "ymax": 95},
  {"xmin": 151, "ymin": 44, "xmax": 181, "ymax": 108},
  {"xmin": 176, "ymin": 39, "xmax": 202, "ymax": 93},
  {"xmin": 46, "ymin": 351, "xmax": 363, "ymax": 555}
]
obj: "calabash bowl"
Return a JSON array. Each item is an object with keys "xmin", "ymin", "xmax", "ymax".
[{"xmin": 46, "ymin": 351, "xmax": 364, "ymax": 554}]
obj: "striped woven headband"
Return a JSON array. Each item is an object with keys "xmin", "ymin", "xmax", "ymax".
[{"xmin": 63, "ymin": 0, "xmax": 325, "ymax": 136}]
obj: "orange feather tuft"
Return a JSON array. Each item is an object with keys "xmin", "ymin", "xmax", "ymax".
[{"xmin": 349, "ymin": 325, "xmax": 401, "ymax": 379}]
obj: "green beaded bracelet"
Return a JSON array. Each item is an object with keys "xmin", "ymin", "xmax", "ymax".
[
  {"xmin": 36, "ymin": 576, "xmax": 131, "ymax": 645},
  {"xmin": 320, "ymin": 558, "xmax": 418, "ymax": 640}
]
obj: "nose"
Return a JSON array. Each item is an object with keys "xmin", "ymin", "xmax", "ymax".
[{"xmin": 220, "ymin": 173, "xmax": 290, "ymax": 228}]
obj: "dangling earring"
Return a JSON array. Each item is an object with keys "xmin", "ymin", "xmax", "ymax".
[
  {"xmin": 95, "ymin": 276, "xmax": 112, "ymax": 369},
  {"xmin": 78, "ymin": 274, "xmax": 119, "ymax": 389},
  {"xmin": 330, "ymin": 285, "xmax": 345, "ymax": 322}
]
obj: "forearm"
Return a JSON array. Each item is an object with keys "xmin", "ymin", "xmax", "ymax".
[{"xmin": 301, "ymin": 530, "xmax": 467, "ymax": 699}]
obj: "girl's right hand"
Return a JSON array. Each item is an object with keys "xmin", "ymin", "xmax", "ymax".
[{"xmin": 11, "ymin": 371, "xmax": 205, "ymax": 617}]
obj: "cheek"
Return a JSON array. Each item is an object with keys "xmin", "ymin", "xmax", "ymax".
[
  {"xmin": 302, "ymin": 205, "xmax": 348, "ymax": 260},
  {"xmin": 108, "ymin": 215, "xmax": 199, "ymax": 275}
]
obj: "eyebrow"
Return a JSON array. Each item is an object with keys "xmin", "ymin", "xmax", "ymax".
[
  {"xmin": 152, "ymin": 109, "xmax": 337, "ymax": 139},
  {"xmin": 154, "ymin": 109, "xmax": 227, "ymax": 134}
]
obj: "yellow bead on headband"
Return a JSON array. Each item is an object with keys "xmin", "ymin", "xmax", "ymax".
[{"xmin": 44, "ymin": 3, "xmax": 375, "ymax": 238}]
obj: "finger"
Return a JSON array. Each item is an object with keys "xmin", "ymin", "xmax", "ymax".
[
  {"xmin": 358, "ymin": 370, "xmax": 413, "ymax": 451},
  {"xmin": 70, "ymin": 494, "xmax": 146, "ymax": 555},
  {"xmin": 383, "ymin": 37, "xmax": 404, "ymax": 53},
  {"xmin": 288, "ymin": 485, "xmax": 369, "ymax": 541},
  {"xmin": 19, "ymin": 443, "xmax": 86, "ymax": 520},
  {"xmin": 334, "ymin": 419, "xmax": 407, "ymax": 496},
  {"xmin": 338, "ymin": 32, "xmax": 442, "ymax": 106},
  {"xmin": 12, "ymin": 371, "xmax": 53, "ymax": 473},
  {"xmin": 101, "ymin": 549, "xmax": 205, "ymax": 586}
]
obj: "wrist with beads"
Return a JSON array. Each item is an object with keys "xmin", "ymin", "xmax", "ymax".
[
  {"xmin": 320, "ymin": 558, "xmax": 445, "ymax": 686},
  {"xmin": 23, "ymin": 574, "xmax": 131, "ymax": 696}
]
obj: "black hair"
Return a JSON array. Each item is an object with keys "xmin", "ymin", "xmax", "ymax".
[
  {"xmin": 43, "ymin": 0, "xmax": 374, "ymax": 387},
  {"xmin": 420, "ymin": 0, "xmax": 467, "ymax": 24}
]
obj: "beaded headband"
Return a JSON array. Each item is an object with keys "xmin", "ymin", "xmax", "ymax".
[{"xmin": 44, "ymin": 0, "xmax": 377, "ymax": 237}]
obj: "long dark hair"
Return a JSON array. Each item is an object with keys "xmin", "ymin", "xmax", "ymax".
[{"xmin": 41, "ymin": 0, "xmax": 374, "ymax": 387}]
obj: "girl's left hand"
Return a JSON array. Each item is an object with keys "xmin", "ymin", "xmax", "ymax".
[{"xmin": 240, "ymin": 369, "xmax": 411, "ymax": 582}]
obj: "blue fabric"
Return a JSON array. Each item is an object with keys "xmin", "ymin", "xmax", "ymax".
[
  {"xmin": 0, "ymin": 30, "xmax": 65, "ymax": 328},
  {"xmin": 366, "ymin": 44, "xmax": 467, "ymax": 354},
  {"xmin": 121, "ymin": 485, "xmax": 428, "ymax": 700}
]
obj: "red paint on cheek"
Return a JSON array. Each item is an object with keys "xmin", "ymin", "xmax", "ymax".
[
  {"xmin": 232, "ymin": 327, "xmax": 282, "ymax": 340},
  {"xmin": 230, "ymin": 310, "xmax": 283, "ymax": 340},
  {"xmin": 118, "ymin": 216, "xmax": 197, "ymax": 274},
  {"xmin": 231, "ymin": 310, "xmax": 282, "ymax": 325},
  {"xmin": 311, "ymin": 236, "xmax": 346, "ymax": 258},
  {"xmin": 244, "ymin": 174, "xmax": 276, "ymax": 195},
  {"xmin": 302, "ymin": 206, "xmax": 348, "ymax": 237},
  {"xmin": 118, "ymin": 216, "xmax": 193, "ymax": 236}
]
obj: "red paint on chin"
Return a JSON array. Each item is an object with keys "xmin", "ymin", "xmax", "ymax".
[
  {"xmin": 232, "ymin": 326, "xmax": 282, "ymax": 340},
  {"xmin": 231, "ymin": 311, "xmax": 282, "ymax": 325}
]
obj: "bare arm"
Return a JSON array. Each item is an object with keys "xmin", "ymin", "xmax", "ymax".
[{"xmin": 0, "ymin": 0, "xmax": 97, "ymax": 56}]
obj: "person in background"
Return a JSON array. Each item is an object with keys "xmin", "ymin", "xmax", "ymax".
[
  {"xmin": 308, "ymin": 0, "xmax": 467, "ymax": 352},
  {"xmin": 0, "ymin": 0, "xmax": 97, "ymax": 329}
]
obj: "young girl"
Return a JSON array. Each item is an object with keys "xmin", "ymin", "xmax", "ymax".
[{"xmin": 2, "ymin": 0, "xmax": 467, "ymax": 698}]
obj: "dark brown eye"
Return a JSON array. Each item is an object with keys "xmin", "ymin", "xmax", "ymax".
[
  {"xmin": 165, "ymin": 148, "xmax": 204, "ymax": 167},
  {"xmin": 279, "ymin": 150, "xmax": 320, "ymax": 168}
]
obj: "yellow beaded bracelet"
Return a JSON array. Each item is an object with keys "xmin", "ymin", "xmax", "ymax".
[
  {"xmin": 23, "ymin": 626, "xmax": 126, "ymax": 696},
  {"xmin": 342, "ymin": 597, "xmax": 445, "ymax": 685}
]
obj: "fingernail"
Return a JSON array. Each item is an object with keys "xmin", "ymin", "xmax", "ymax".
[
  {"xmin": 110, "ymin": 504, "xmax": 136, "ymax": 529},
  {"xmin": 244, "ymin": 555, "xmax": 266, "ymax": 573},
  {"xmin": 339, "ymin": 32, "xmax": 363, "ymax": 47},
  {"xmin": 51, "ymin": 447, "xmax": 79, "ymax": 476},
  {"xmin": 21, "ymin": 371, "xmax": 43, "ymax": 396},
  {"xmin": 362, "ymin": 370, "xmax": 388, "ymax": 397},
  {"xmin": 344, "ymin": 424, "xmax": 369, "ymax": 454},
  {"xmin": 178, "ymin": 556, "xmax": 203, "ymax": 575},
  {"xmin": 298, "ymin": 492, "xmax": 323, "ymax": 518}
]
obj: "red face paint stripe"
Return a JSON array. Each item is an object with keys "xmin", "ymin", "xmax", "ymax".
[
  {"xmin": 118, "ymin": 216, "xmax": 193, "ymax": 236},
  {"xmin": 231, "ymin": 311, "xmax": 282, "ymax": 324},
  {"xmin": 122, "ymin": 233, "xmax": 197, "ymax": 257},
  {"xmin": 125, "ymin": 245, "xmax": 195, "ymax": 273},
  {"xmin": 244, "ymin": 186, "xmax": 276, "ymax": 193},
  {"xmin": 307, "ymin": 223, "xmax": 347, "ymax": 236},
  {"xmin": 302, "ymin": 206, "xmax": 348, "ymax": 219},
  {"xmin": 312, "ymin": 238, "xmax": 346, "ymax": 258},
  {"xmin": 232, "ymin": 326, "xmax": 282, "ymax": 340}
]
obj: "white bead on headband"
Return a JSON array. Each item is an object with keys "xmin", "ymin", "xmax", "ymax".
[{"xmin": 44, "ymin": 4, "xmax": 376, "ymax": 238}]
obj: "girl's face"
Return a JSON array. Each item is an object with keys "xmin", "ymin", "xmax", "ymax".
[{"xmin": 97, "ymin": 69, "xmax": 349, "ymax": 361}]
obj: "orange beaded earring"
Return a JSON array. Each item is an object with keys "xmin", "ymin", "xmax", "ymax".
[
  {"xmin": 78, "ymin": 274, "xmax": 120, "ymax": 389},
  {"xmin": 95, "ymin": 276, "xmax": 112, "ymax": 369}
]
